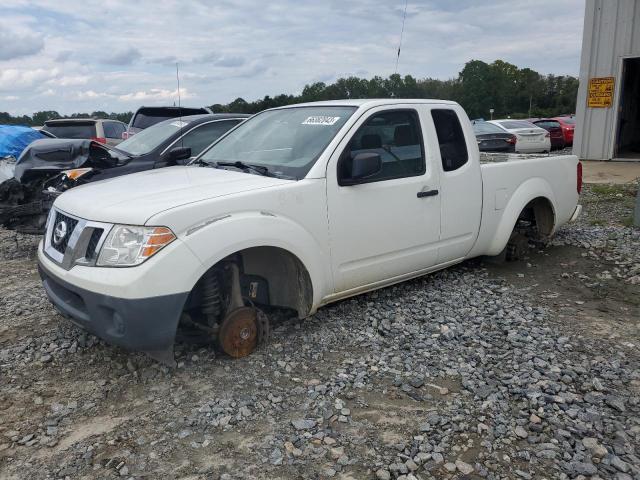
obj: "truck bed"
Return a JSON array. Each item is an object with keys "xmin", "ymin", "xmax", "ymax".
[
  {"xmin": 479, "ymin": 152, "xmax": 566, "ymax": 163},
  {"xmin": 468, "ymin": 152, "xmax": 580, "ymax": 258}
]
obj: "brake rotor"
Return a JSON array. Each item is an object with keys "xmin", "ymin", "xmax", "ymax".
[{"xmin": 218, "ymin": 307, "xmax": 259, "ymax": 358}]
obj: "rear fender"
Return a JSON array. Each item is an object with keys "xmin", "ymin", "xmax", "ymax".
[{"xmin": 485, "ymin": 177, "xmax": 556, "ymax": 256}]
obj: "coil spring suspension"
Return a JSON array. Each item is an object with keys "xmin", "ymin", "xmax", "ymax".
[{"xmin": 201, "ymin": 269, "xmax": 223, "ymax": 326}]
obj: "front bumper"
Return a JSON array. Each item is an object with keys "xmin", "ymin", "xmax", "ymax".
[{"xmin": 38, "ymin": 257, "xmax": 189, "ymax": 364}]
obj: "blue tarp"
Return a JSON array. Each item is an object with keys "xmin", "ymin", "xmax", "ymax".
[{"xmin": 0, "ymin": 125, "xmax": 45, "ymax": 159}]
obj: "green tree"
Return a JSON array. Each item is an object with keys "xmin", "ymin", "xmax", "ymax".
[{"xmin": 32, "ymin": 111, "xmax": 61, "ymax": 125}]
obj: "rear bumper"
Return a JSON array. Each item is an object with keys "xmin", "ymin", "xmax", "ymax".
[
  {"xmin": 570, "ymin": 204, "xmax": 582, "ymax": 223},
  {"xmin": 516, "ymin": 140, "xmax": 551, "ymax": 153},
  {"xmin": 38, "ymin": 260, "xmax": 188, "ymax": 360}
]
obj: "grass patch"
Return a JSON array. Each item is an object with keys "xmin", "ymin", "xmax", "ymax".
[
  {"xmin": 590, "ymin": 184, "xmax": 628, "ymax": 196},
  {"xmin": 622, "ymin": 216, "xmax": 639, "ymax": 228}
]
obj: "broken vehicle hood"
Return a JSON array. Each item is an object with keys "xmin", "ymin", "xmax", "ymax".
[
  {"xmin": 14, "ymin": 139, "xmax": 129, "ymax": 182},
  {"xmin": 54, "ymin": 166, "xmax": 292, "ymax": 225}
]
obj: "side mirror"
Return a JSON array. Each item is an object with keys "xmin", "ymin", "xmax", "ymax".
[
  {"xmin": 168, "ymin": 146, "xmax": 192, "ymax": 163},
  {"xmin": 341, "ymin": 152, "xmax": 381, "ymax": 185}
]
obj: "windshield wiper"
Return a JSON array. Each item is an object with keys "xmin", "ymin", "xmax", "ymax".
[
  {"xmin": 214, "ymin": 161, "xmax": 273, "ymax": 177},
  {"xmin": 190, "ymin": 157, "xmax": 210, "ymax": 167}
]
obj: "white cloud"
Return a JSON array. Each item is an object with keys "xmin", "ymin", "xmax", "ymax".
[
  {"xmin": 118, "ymin": 87, "xmax": 194, "ymax": 102},
  {"xmin": 0, "ymin": 68, "xmax": 60, "ymax": 91},
  {"xmin": 0, "ymin": 28, "xmax": 44, "ymax": 60},
  {"xmin": 46, "ymin": 75, "xmax": 91, "ymax": 87},
  {"xmin": 76, "ymin": 90, "xmax": 112, "ymax": 99}
]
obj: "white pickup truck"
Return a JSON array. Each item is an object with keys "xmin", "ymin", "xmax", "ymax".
[{"xmin": 37, "ymin": 99, "xmax": 582, "ymax": 363}]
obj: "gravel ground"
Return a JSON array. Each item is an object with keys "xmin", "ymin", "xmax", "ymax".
[{"xmin": 1, "ymin": 184, "xmax": 639, "ymax": 480}]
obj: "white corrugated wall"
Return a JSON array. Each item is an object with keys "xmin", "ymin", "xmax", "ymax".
[{"xmin": 574, "ymin": 0, "xmax": 640, "ymax": 160}]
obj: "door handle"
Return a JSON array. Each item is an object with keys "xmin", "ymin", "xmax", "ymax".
[{"xmin": 417, "ymin": 189, "xmax": 439, "ymax": 198}]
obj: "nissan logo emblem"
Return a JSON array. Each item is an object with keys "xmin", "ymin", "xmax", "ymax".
[{"xmin": 53, "ymin": 220, "xmax": 68, "ymax": 245}]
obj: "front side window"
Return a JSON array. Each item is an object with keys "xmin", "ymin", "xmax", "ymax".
[
  {"xmin": 116, "ymin": 118, "xmax": 195, "ymax": 156},
  {"xmin": 431, "ymin": 109, "xmax": 468, "ymax": 172},
  {"xmin": 176, "ymin": 120, "xmax": 241, "ymax": 157},
  {"xmin": 198, "ymin": 106, "xmax": 356, "ymax": 179},
  {"xmin": 338, "ymin": 109, "xmax": 425, "ymax": 184}
]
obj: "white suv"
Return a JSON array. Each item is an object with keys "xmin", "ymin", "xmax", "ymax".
[{"xmin": 42, "ymin": 119, "xmax": 127, "ymax": 146}]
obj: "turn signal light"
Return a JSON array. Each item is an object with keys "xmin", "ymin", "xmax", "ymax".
[{"xmin": 141, "ymin": 227, "xmax": 176, "ymax": 258}]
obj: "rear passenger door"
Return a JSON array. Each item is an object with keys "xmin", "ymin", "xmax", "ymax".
[
  {"xmin": 430, "ymin": 107, "xmax": 482, "ymax": 262},
  {"xmin": 326, "ymin": 106, "xmax": 441, "ymax": 293}
]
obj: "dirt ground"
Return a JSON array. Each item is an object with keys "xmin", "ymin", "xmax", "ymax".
[
  {"xmin": 1, "ymin": 183, "xmax": 639, "ymax": 480},
  {"xmin": 582, "ymin": 160, "xmax": 640, "ymax": 185}
]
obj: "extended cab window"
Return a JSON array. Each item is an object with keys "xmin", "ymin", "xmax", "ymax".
[
  {"xmin": 339, "ymin": 109, "xmax": 425, "ymax": 184},
  {"xmin": 431, "ymin": 109, "xmax": 468, "ymax": 172}
]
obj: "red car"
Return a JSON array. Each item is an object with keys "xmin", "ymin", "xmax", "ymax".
[
  {"xmin": 529, "ymin": 119, "xmax": 566, "ymax": 150},
  {"xmin": 551, "ymin": 116, "xmax": 575, "ymax": 146}
]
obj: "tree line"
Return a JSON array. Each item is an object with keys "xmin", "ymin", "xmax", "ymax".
[{"xmin": 1, "ymin": 59, "xmax": 578, "ymax": 126}]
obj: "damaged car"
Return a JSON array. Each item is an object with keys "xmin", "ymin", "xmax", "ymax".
[{"xmin": 0, "ymin": 114, "xmax": 249, "ymax": 233}]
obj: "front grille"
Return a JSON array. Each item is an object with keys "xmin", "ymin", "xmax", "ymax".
[
  {"xmin": 85, "ymin": 228, "xmax": 104, "ymax": 261},
  {"xmin": 50, "ymin": 211, "xmax": 79, "ymax": 254}
]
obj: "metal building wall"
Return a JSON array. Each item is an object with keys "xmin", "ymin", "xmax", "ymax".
[{"xmin": 574, "ymin": 0, "xmax": 640, "ymax": 160}]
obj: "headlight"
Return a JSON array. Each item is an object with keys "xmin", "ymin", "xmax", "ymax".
[
  {"xmin": 61, "ymin": 168, "xmax": 93, "ymax": 180},
  {"xmin": 97, "ymin": 225, "xmax": 176, "ymax": 267}
]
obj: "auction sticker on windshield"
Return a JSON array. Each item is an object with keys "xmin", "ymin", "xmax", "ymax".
[{"xmin": 302, "ymin": 116, "xmax": 341, "ymax": 125}]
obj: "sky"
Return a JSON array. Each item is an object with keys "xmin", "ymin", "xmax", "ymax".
[{"xmin": 0, "ymin": 0, "xmax": 585, "ymax": 116}]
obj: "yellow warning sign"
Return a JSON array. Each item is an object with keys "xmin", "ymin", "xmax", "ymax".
[{"xmin": 587, "ymin": 77, "xmax": 615, "ymax": 108}]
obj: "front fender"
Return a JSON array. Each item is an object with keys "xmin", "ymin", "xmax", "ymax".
[
  {"xmin": 179, "ymin": 211, "xmax": 331, "ymax": 308},
  {"xmin": 485, "ymin": 177, "xmax": 556, "ymax": 256}
]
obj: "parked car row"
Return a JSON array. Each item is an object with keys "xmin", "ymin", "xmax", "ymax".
[
  {"xmin": 473, "ymin": 115, "xmax": 575, "ymax": 153},
  {"xmin": 0, "ymin": 111, "xmax": 248, "ymax": 233}
]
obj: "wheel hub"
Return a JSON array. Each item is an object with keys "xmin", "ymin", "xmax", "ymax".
[{"xmin": 217, "ymin": 307, "xmax": 259, "ymax": 358}]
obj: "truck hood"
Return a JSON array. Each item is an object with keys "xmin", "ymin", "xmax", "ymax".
[{"xmin": 54, "ymin": 165, "xmax": 292, "ymax": 225}]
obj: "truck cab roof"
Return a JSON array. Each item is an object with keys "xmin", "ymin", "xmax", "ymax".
[{"xmin": 276, "ymin": 98, "xmax": 459, "ymax": 109}]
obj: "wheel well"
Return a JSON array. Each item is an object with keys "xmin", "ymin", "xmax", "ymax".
[
  {"xmin": 514, "ymin": 196, "xmax": 555, "ymax": 242},
  {"xmin": 185, "ymin": 246, "xmax": 314, "ymax": 322}
]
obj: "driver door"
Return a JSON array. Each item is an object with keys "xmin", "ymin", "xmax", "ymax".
[{"xmin": 326, "ymin": 106, "xmax": 441, "ymax": 293}]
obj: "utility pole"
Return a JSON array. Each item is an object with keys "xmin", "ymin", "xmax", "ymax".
[
  {"xmin": 528, "ymin": 94, "xmax": 532, "ymax": 118},
  {"xmin": 634, "ymin": 186, "xmax": 640, "ymax": 227},
  {"xmin": 489, "ymin": 108, "xmax": 494, "ymax": 120}
]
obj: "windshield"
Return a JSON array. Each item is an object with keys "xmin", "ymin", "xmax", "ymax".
[
  {"xmin": 558, "ymin": 117, "xmax": 576, "ymax": 125},
  {"xmin": 497, "ymin": 120, "xmax": 537, "ymax": 129},
  {"xmin": 131, "ymin": 107, "xmax": 207, "ymax": 129},
  {"xmin": 43, "ymin": 122, "xmax": 96, "ymax": 139},
  {"xmin": 473, "ymin": 122, "xmax": 506, "ymax": 135},
  {"xmin": 534, "ymin": 120, "xmax": 561, "ymax": 129},
  {"xmin": 116, "ymin": 118, "xmax": 194, "ymax": 156},
  {"xmin": 198, "ymin": 106, "xmax": 356, "ymax": 179}
]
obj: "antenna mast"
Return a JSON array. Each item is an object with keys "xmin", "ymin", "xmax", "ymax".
[
  {"xmin": 176, "ymin": 63, "xmax": 184, "ymax": 148},
  {"xmin": 394, "ymin": 0, "xmax": 408, "ymax": 74}
]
